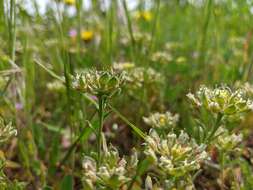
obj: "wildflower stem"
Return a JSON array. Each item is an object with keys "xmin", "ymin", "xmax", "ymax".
[
  {"xmin": 148, "ymin": 0, "xmax": 160, "ymax": 56},
  {"xmin": 97, "ymin": 95, "xmax": 105, "ymax": 166},
  {"xmin": 206, "ymin": 113, "xmax": 223, "ymax": 143},
  {"xmin": 76, "ymin": 0, "xmax": 83, "ymax": 57},
  {"xmin": 220, "ymin": 151, "xmax": 226, "ymax": 190},
  {"xmin": 59, "ymin": 110, "xmax": 97, "ymax": 167},
  {"xmin": 8, "ymin": 0, "xmax": 16, "ymax": 62},
  {"xmin": 122, "ymin": 0, "xmax": 135, "ymax": 61},
  {"xmin": 108, "ymin": 103, "xmax": 146, "ymax": 139},
  {"xmin": 198, "ymin": 0, "xmax": 212, "ymax": 67}
]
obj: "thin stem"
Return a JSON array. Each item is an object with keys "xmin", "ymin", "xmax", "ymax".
[
  {"xmin": 122, "ymin": 0, "xmax": 135, "ymax": 61},
  {"xmin": 59, "ymin": 110, "xmax": 97, "ymax": 167},
  {"xmin": 97, "ymin": 96, "xmax": 105, "ymax": 166},
  {"xmin": 197, "ymin": 0, "xmax": 212, "ymax": 67},
  {"xmin": 9, "ymin": 0, "xmax": 16, "ymax": 62},
  {"xmin": 220, "ymin": 151, "xmax": 226, "ymax": 190},
  {"xmin": 106, "ymin": 0, "xmax": 115, "ymax": 65},
  {"xmin": 206, "ymin": 113, "xmax": 223, "ymax": 143},
  {"xmin": 148, "ymin": 0, "xmax": 160, "ymax": 57},
  {"xmin": 76, "ymin": 0, "xmax": 83, "ymax": 58},
  {"xmin": 108, "ymin": 103, "xmax": 146, "ymax": 139}
]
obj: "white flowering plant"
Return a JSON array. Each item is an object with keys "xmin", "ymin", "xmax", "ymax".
[{"xmin": 187, "ymin": 85, "xmax": 253, "ymax": 144}]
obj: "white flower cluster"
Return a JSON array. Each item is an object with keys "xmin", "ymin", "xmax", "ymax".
[
  {"xmin": 239, "ymin": 82, "xmax": 253, "ymax": 97},
  {"xmin": 124, "ymin": 67, "xmax": 163, "ymax": 89},
  {"xmin": 47, "ymin": 80, "xmax": 65, "ymax": 92},
  {"xmin": 151, "ymin": 51, "xmax": 173, "ymax": 64},
  {"xmin": 72, "ymin": 69, "xmax": 125, "ymax": 97},
  {"xmin": 82, "ymin": 146, "xmax": 138, "ymax": 189},
  {"xmin": 0, "ymin": 118, "xmax": 17, "ymax": 144},
  {"xmin": 113, "ymin": 62, "xmax": 135, "ymax": 71},
  {"xmin": 144, "ymin": 130, "xmax": 208, "ymax": 178},
  {"xmin": 145, "ymin": 175, "xmax": 194, "ymax": 190},
  {"xmin": 143, "ymin": 111, "xmax": 179, "ymax": 129},
  {"xmin": 121, "ymin": 32, "xmax": 151, "ymax": 47},
  {"xmin": 215, "ymin": 127, "xmax": 242, "ymax": 151},
  {"xmin": 187, "ymin": 85, "xmax": 253, "ymax": 118}
]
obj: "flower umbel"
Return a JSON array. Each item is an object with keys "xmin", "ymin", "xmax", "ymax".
[
  {"xmin": 144, "ymin": 130, "xmax": 208, "ymax": 178},
  {"xmin": 151, "ymin": 51, "xmax": 173, "ymax": 64},
  {"xmin": 0, "ymin": 118, "xmax": 17, "ymax": 144},
  {"xmin": 47, "ymin": 80, "xmax": 65, "ymax": 92},
  {"xmin": 72, "ymin": 69, "xmax": 125, "ymax": 97},
  {"xmin": 82, "ymin": 146, "xmax": 138, "ymax": 189},
  {"xmin": 215, "ymin": 127, "xmax": 242, "ymax": 152},
  {"xmin": 187, "ymin": 85, "xmax": 253, "ymax": 119},
  {"xmin": 124, "ymin": 67, "xmax": 162, "ymax": 89},
  {"xmin": 113, "ymin": 62, "xmax": 135, "ymax": 70},
  {"xmin": 143, "ymin": 111, "xmax": 179, "ymax": 129}
]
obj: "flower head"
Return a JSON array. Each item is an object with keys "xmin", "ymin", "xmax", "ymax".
[
  {"xmin": 124, "ymin": 67, "xmax": 163, "ymax": 89},
  {"xmin": 64, "ymin": 0, "xmax": 75, "ymax": 6},
  {"xmin": 113, "ymin": 62, "xmax": 135, "ymax": 70},
  {"xmin": 72, "ymin": 69, "xmax": 125, "ymax": 97},
  {"xmin": 144, "ymin": 130, "xmax": 208, "ymax": 178},
  {"xmin": 82, "ymin": 146, "xmax": 138, "ymax": 189},
  {"xmin": 151, "ymin": 51, "xmax": 173, "ymax": 64},
  {"xmin": 68, "ymin": 29, "xmax": 77, "ymax": 38},
  {"xmin": 0, "ymin": 118, "xmax": 17, "ymax": 144},
  {"xmin": 15, "ymin": 103, "xmax": 23, "ymax": 111},
  {"xmin": 143, "ymin": 111, "xmax": 179, "ymax": 129},
  {"xmin": 236, "ymin": 82, "xmax": 253, "ymax": 97},
  {"xmin": 135, "ymin": 11, "xmax": 152, "ymax": 21},
  {"xmin": 81, "ymin": 30, "xmax": 94, "ymax": 42},
  {"xmin": 215, "ymin": 127, "xmax": 242, "ymax": 151},
  {"xmin": 187, "ymin": 85, "xmax": 253, "ymax": 119},
  {"xmin": 47, "ymin": 80, "xmax": 65, "ymax": 92}
]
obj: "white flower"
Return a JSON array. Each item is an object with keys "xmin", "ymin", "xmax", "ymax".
[{"xmin": 143, "ymin": 111, "xmax": 179, "ymax": 129}]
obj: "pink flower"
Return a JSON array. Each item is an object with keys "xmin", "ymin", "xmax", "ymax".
[
  {"xmin": 15, "ymin": 103, "xmax": 23, "ymax": 110},
  {"xmin": 69, "ymin": 29, "xmax": 77, "ymax": 38},
  {"xmin": 91, "ymin": 95, "xmax": 98, "ymax": 100}
]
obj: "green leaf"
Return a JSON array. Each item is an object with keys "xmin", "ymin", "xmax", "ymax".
[
  {"xmin": 60, "ymin": 175, "xmax": 73, "ymax": 190},
  {"xmin": 108, "ymin": 104, "xmax": 146, "ymax": 139}
]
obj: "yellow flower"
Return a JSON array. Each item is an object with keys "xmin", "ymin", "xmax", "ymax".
[
  {"xmin": 159, "ymin": 116, "xmax": 166, "ymax": 126},
  {"xmin": 81, "ymin": 30, "xmax": 94, "ymax": 42},
  {"xmin": 64, "ymin": 0, "xmax": 75, "ymax": 6},
  {"xmin": 176, "ymin": 56, "xmax": 186, "ymax": 63},
  {"xmin": 135, "ymin": 11, "xmax": 152, "ymax": 22}
]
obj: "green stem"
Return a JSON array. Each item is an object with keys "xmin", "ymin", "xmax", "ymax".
[
  {"xmin": 60, "ymin": 110, "xmax": 97, "ymax": 166},
  {"xmin": 76, "ymin": 0, "xmax": 83, "ymax": 58},
  {"xmin": 108, "ymin": 104, "xmax": 146, "ymax": 139},
  {"xmin": 198, "ymin": 0, "xmax": 212, "ymax": 67},
  {"xmin": 206, "ymin": 113, "xmax": 223, "ymax": 143},
  {"xmin": 220, "ymin": 151, "xmax": 225, "ymax": 190},
  {"xmin": 9, "ymin": 0, "xmax": 16, "ymax": 62},
  {"xmin": 122, "ymin": 0, "xmax": 135, "ymax": 61},
  {"xmin": 148, "ymin": 0, "xmax": 160, "ymax": 57},
  {"xmin": 97, "ymin": 96, "xmax": 105, "ymax": 166},
  {"xmin": 106, "ymin": 0, "xmax": 115, "ymax": 65}
]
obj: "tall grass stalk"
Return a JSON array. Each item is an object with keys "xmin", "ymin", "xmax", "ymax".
[
  {"xmin": 76, "ymin": 0, "xmax": 83, "ymax": 59},
  {"xmin": 148, "ymin": 0, "xmax": 160, "ymax": 57},
  {"xmin": 105, "ymin": 0, "xmax": 115, "ymax": 65},
  {"xmin": 122, "ymin": 0, "xmax": 135, "ymax": 61},
  {"xmin": 0, "ymin": 0, "xmax": 4, "ymax": 32},
  {"xmin": 54, "ymin": 0, "xmax": 75, "ymax": 185},
  {"xmin": 9, "ymin": 0, "xmax": 16, "ymax": 62},
  {"xmin": 197, "ymin": 0, "xmax": 212, "ymax": 67}
]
